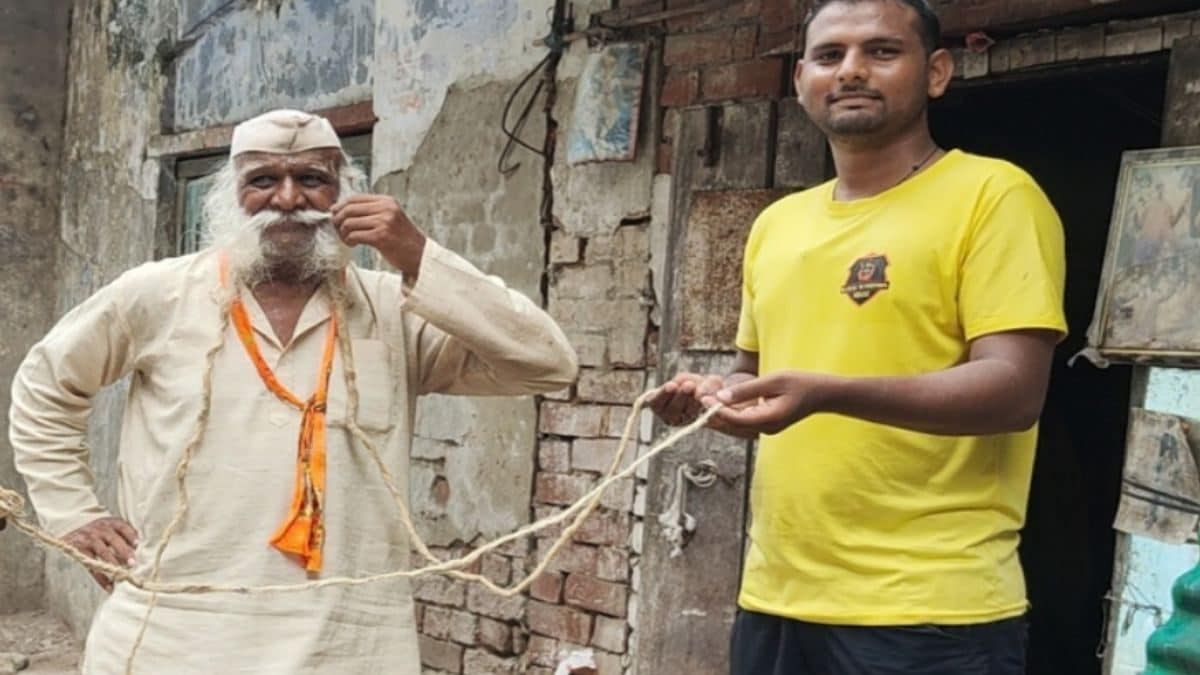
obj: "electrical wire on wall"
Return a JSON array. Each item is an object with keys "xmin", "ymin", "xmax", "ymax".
[{"xmin": 497, "ymin": 0, "xmax": 573, "ymax": 308}]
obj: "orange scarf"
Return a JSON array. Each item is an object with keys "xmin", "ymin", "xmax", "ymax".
[{"xmin": 220, "ymin": 256, "xmax": 338, "ymax": 572}]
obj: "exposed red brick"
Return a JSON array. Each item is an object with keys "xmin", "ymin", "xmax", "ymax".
[
  {"xmin": 512, "ymin": 627, "xmax": 528, "ymax": 655},
  {"xmin": 661, "ymin": 68, "xmax": 700, "ymax": 107},
  {"xmin": 759, "ymin": 27, "xmax": 801, "ymax": 57},
  {"xmin": 497, "ymin": 537, "xmax": 528, "ymax": 558},
  {"xmin": 526, "ymin": 635, "xmax": 559, "ymax": 667},
  {"xmin": 539, "ymin": 402, "xmax": 608, "ymax": 437},
  {"xmin": 419, "ymin": 635, "xmax": 463, "ymax": 673},
  {"xmin": 530, "ymin": 571, "xmax": 565, "ymax": 603},
  {"xmin": 664, "ymin": 28, "xmax": 736, "ymax": 66},
  {"xmin": 733, "ymin": 25, "xmax": 760, "ymax": 59},
  {"xmin": 413, "ymin": 575, "xmax": 467, "ymax": 606},
  {"xmin": 600, "ymin": 406, "xmax": 637, "ymax": 438},
  {"xmin": 463, "ymin": 648, "xmax": 519, "ymax": 675},
  {"xmin": 423, "ymin": 605, "xmax": 477, "ymax": 645},
  {"xmin": 535, "ymin": 472, "xmax": 594, "ymax": 507},
  {"xmin": 466, "ymin": 584, "xmax": 525, "ymax": 622},
  {"xmin": 577, "ymin": 369, "xmax": 647, "ymax": 406},
  {"xmin": 666, "ymin": 0, "xmax": 762, "ymax": 31},
  {"xmin": 575, "ymin": 508, "xmax": 632, "ymax": 547},
  {"xmin": 527, "ymin": 600, "xmax": 595, "ymax": 644},
  {"xmin": 591, "ymin": 615, "xmax": 628, "ymax": 653},
  {"xmin": 593, "ymin": 651, "xmax": 623, "ymax": 675},
  {"xmin": 762, "ymin": 0, "xmax": 803, "ymax": 28},
  {"xmin": 537, "ymin": 540, "xmax": 600, "ymax": 576},
  {"xmin": 481, "ymin": 553, "xmax": 512, "ymax": 587},
  {"xmin": 701, "ymin": 58, "xmax": 786, "ymax": 101},
  {"xmin": 571, "ymin": 438, "xmax": 628, "ymax": 474},
  {"xmin": 564, "ymin": 573, "xmax": 629, "ymax": 617},
  {"xmin": 533, "ymin": 504, "xmax": 568, "ymax": 540},
  {"xmin": 595, "ymin": 546, "xmax": 631, "ymax": 582},
  {"xmin": 477, "ymin": 617, "xmax": 514, "ymax": 654},
  {"xmin": 538, "ymin": 439, "xmax": 571, "ymax": 473},
  {"xmin": 598, "ymin": 476, "xmax": 635, "ymax": 512}
]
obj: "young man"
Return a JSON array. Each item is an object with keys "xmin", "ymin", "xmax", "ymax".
[{"xmin": 649, "ymin": 1, "xmax": 1066, "ymax": 673}]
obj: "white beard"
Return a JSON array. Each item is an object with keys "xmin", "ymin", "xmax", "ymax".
[
  {"xmin": 202, "ymin": 160, "xmax": 361, "ymax": 286},
  {"xmin": 221, "ymin": 208, "xmax": 351, "ymax": 286}
]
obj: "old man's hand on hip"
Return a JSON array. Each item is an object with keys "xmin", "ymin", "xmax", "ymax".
[{"xmin": 63, "ymin": 516, "xmax": 139, "ymax": 593}]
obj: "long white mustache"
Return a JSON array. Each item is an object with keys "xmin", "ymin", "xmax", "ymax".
[
  {"xmin": 223, "ymin": 208, "xmax": 351, "ymax": 285},
  {"xmin": 245, "ymin": 208, "xmax": 333, "ymax": 233}
]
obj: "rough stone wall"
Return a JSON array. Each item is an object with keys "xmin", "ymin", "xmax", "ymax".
[
  {"xmin": 0, "ymin": 0, "xmax": 71, "ymax": 615},
  {"xmin": 46, "ymin": 0, "xmax": 178, "ymax": 636}
]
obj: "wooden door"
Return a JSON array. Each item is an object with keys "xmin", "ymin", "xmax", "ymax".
[{"xmin": 634, "ymin": 99, "xmax": 827, "ymax": 674}]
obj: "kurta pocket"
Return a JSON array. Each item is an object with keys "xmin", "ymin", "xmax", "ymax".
[{"xmin": 327, "ymin": 339, "xmax": 393, "ymax": 432}]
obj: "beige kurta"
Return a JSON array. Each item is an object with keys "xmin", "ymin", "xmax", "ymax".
[{"xmin": 9, "ymin": 241, "xmax": 578, "ymax": 674}]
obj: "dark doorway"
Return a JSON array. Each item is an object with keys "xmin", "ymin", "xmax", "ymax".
[{"xmin": 931, "ymin": 56, "xmax": 1168, "ymax": 675}]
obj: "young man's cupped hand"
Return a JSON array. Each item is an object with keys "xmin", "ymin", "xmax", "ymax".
[{"xmin": 649, "ymin": 370, "xmax": 834, "ymax": 439}]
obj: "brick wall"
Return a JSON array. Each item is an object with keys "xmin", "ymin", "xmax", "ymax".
[
  {"xmin": 410, "ymin": 3, "xmax": 805, "ymax": 674},
  {"xmin": 408, "ymin": 4, "xmax": 1200, "ymax": 674}
]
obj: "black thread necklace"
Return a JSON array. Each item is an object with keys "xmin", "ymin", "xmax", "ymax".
[{"xmin": 908, "ymin": 145, "xmax": 942, "ymax": 178}]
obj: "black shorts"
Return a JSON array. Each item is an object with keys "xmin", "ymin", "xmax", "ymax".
[{"xmin": 729, "ymin": 609, "xmax": 1027, "ymax": 675}]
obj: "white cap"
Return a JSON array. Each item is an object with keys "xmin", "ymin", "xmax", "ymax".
[{"xmin": 229, "ymin": 109, "xmax": 342, "ymax": 157}]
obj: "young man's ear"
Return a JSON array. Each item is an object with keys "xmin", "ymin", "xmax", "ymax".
[
  {"xmin": 793, "ymin": 58, "xmax": 805, "ymax": 98},
  {"xmin": 927, "ymin": 48, "xmax": 954, "ymax": 99}
]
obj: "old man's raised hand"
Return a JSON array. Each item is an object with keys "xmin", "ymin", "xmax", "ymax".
[{"xmin": 331, "ymin": 195, "xmax": 427, "ymax": 280}]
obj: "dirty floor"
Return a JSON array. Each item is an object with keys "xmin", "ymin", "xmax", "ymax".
[{"xmin": 0, "ymin": 611, "xmax": 80, "ymax": 674}]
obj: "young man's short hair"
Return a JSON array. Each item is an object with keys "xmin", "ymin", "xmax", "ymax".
[{"xmin": 801, "ymin": 0, "xmax": 942, "ymax": 54}]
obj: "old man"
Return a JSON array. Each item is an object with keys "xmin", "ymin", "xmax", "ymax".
[{"xmin": 9, "ymin": 109, "xmax": 578, "ymax": 673}]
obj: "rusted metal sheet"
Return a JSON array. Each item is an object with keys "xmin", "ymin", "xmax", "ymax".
[
  {"xmin": 636, "ymin": 353, "xmax": 751, "ymax": 675},
  {"xmin": 1107, "ymin": 372, "xmax": 1200, "ymax": 675},
  {"xmin": 1113, "ymin": 409, "xmax": 1200, "ymax": 544},
  {"xmin": 683, "ymin": 102, "xmax": 775, "ymax": 191},
  {"xmin": 678, "ymin": 189, "xmax": 790, "ymax": 350}
]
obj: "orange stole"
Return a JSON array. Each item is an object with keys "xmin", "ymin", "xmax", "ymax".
[{"xmin": 220, "ymin": 256, "xmax": 338, "ymax": 572}]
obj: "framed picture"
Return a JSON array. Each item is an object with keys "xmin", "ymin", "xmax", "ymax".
[{"xmin": 1081, "ymin": 146, "xmax": 1200, "ymax": 366}]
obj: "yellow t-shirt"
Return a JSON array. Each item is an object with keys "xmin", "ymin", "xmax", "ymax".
[{"xmin": 735, "ymin": 149, "xmax": 1067, "ymax": 625}]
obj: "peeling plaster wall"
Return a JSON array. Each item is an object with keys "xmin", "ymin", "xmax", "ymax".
[
  {"xmin": 47, "ymin": 0, "xmax": 177, "ymax": 636},
  {"xmin": 379, "ymin": 78, "xmax": 547, "ymax": 547},
  {"xmin": 173, "ymin": 0, "xmax": 374, "ymax": 130},
  {"xmin": 370, "ymin": 0, "xmax": 637, "ymax": 551},
  {"xmin": 373, "ymin": 0, "xmax": 556, "ymax": 177},
  {"xmin": 0, "ymin": 0, "xmax": 71, "ymax": 615}
]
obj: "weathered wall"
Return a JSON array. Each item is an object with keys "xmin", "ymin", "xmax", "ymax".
[
  {"xmin": 46, "ymin": 0, "xmax": 179, "ymax": 636},
  {"xmin": 173, "ymin": 0, "xmax": 374, "ymax": 130},
  {"xmin": 371, "ymin": 2, "xmax": 663, "ymax": 672},
  {"xmin": 0, "ymin": 0, "xmax": 71, "ymax": 615}
]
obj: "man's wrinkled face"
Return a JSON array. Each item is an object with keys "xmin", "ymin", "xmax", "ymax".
[
  {"xmin": 235, "ymin": 149, "xmax": 342, "ymax": 259},
  {"xmin": 795, "ymin": 1, "xmax": 946, "ymax": 140}
]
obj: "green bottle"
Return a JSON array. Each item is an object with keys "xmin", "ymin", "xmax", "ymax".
[{"xmin": 1145, "ymin": 553, "xmax": 1200, "ymax": 674}]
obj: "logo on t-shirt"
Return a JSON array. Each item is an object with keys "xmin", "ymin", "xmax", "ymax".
[{"xmin": 842, "ymin": 254, "xmax": 891, "ymax": 305}]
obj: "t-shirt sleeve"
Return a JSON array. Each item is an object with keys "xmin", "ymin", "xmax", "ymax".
[
  {"xmin": 735, "ymin": 212, "xmax": 767, "ymax": 352},
  {"xmin": 959, "ymin": 179, "xmax": 1068, "ymax": 341}
]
